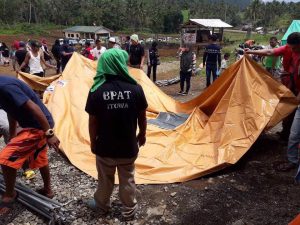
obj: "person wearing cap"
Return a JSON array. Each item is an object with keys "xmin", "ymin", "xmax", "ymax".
[
  {"xmin": 15, "ymin": 42, "xmax": 28, "ymax": 72},
  {"xmin": 85, "ymin": 48, "xmax": 147, "ymax": 220},
  {"xmin": 92, "ymin": 39, "xmax": 106, "ymax": 60},
  {"xmin": 128, "ymin": 34, "xmax": 145, "ymax": 69},
  {"xmin": 18, "ymin": 40, "xmax": 56, "ymax": 77},
  {"xmin": 108, "ymin": 37, "xmax": 121, "ymax": 49}
]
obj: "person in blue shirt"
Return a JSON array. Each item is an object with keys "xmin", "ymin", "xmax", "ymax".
[
  {"xmin": 0, "ymin": 76, "xmax": 60, "ymax": 214},
  {"xmin": 203, "ymin": 34, "xmax": 221, "ymax": 87}
]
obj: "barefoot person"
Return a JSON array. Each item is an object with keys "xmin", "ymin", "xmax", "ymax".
[
  {"xmin": 0, "ymin": 76, "xmax": 60, "ymax": 214},
  {"xmin": 85, "ymin": 49, "xmax": 148, "ymax": 220}
]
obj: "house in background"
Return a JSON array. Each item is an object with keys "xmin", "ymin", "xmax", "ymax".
[{"xmin": 63, "ymin": 26, "xmax": 113, "ymax": 40}]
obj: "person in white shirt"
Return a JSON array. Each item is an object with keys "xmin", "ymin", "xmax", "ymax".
[
  {"xmin": 219, "ymin": 53, "xmax": 230, "ymax": 76},
  {"xmin": 108, "ymin": 37, "xmax": 121, "ymax": 49},
  {"xmin": 92, "ymin": 39, "xmax": 106, "ymax": 60},
  {"xmin": 18, "ymin": 40, "xmax": 55, "ymax": 77}
]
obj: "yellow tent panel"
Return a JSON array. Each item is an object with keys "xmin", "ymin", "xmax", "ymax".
[{"xmin": 19, "ymin": 53, "xmax": 297, "ymax": 184}]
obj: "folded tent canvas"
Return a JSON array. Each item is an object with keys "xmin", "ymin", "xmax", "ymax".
[{"xmin": 18, "ymin": 53, "xmax": 297, "ymax": 184}]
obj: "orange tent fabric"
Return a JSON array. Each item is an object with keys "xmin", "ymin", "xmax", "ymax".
[{"xmin": 22, "ymin": 53, "xmax": 298, "ymax": 184}]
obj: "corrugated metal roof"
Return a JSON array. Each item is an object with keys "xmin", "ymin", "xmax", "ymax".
[
  {"xmin": 189, "ymin": 19, "xmax": 232, "ymax": 28},
  {"xmin": 63, "ymin": 26, "xmax": 113, "ymax": 33}
]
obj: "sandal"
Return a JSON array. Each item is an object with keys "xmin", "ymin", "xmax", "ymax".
[
  {"xmin": 274, "ymin": 161, "xmax": 298, "ymax": 172},
  {"xmin": 0, "ymin": 193, "xmax": 18, "ymax": 216},
  {"xmin": 36, "ymin": 188, "xmax": 54, "ymax": 199}
]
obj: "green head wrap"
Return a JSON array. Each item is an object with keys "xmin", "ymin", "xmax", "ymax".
[{"xmin": 90, "ymin": 48, "xmax": 137, "ymax": 92}]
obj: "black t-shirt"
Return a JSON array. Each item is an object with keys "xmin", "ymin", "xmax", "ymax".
[
  {"xmin": 15, "ymin": 49, "xmax": 27, "ymax": 65},
  {"xmin": 51, "ymin": 44, "xmax": 61, "ymax": 59},
  {"xmin": 129, "ymin": 44, "xmax": 145, "ymax": 66},
  {"xmin": 0, "ymin": 76, "xmax": 54, "ymax": 129},
  {"xmin": 60, "ymin": 44, "xmax": 73, "ymax": 65},
  {"xmin": 85, "ymin": 76, "xmax": 148, "ymax": 158}
]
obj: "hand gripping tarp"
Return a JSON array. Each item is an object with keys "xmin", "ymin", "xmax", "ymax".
[{"xmin": 21, "ymin": 53, "xmax": 298, "ymax": 184}]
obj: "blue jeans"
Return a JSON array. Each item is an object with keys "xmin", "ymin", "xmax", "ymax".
[
  {"xmin": 287, "ymin": 106, "xmax": 300, "ymax": 165},
  {"xmin": 206, "ymin": 64, "xmax": 217, "ymax": 87}
]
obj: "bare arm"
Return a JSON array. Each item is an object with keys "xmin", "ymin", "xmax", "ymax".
[
  {"xmin": 140, "ymin": 55, "xmax": 145, "ymax": 69},
  {"xmin": 7, "ymin": 115, "xmax": 17, "ymax": 141},
  {"xmin": 137, "ymin": 110, "xmax": 147, "ymax": 146},
  {"xmin": 88, "ymin": 115, "xmax": 98, "ymax": 154},
  {"xmin": 41, "ymin": 55, "xmax": 55, "ymax": 68},
  {"xmin": 23, "ymin": 100, "xmax": 60, "ymax": 151},
  {"xmin": 245, "ymin": 48, "xmax": 275, "ymax": 56},
  {"xmin": 18, "ymin": 53, "xmax": 30, "ymax": 72}
]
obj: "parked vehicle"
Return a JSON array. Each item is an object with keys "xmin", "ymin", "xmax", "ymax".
[
  {"xmin": 59, "ymin": 38, "xmax": 79, "ymax": 45},
  {"xmin": 79, "ymin": 39, "xmax": 95, "ymax": 46}
]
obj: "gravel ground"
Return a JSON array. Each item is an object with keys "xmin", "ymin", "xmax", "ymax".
[
  {"xmin": 1, "ymin": 58, "xmax": 300, "ymax": 225},
  {"xmin": 1, "ymin": 123, "xmax": 300, "ymax": 225}
]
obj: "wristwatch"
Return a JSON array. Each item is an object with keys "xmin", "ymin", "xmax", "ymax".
[{"xmin": 45, "ymin": 129, "xmax": 54, "ymax": 138}]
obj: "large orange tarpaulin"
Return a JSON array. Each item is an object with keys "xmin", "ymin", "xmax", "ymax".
[{"xmin": 21, "ymin": 53, "xmax": 298, "ymax": 184}]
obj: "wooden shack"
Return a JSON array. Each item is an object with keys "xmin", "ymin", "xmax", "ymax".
[{"xmin": 181, "ymin": 19, "xmax": 232, "ymax": 49}]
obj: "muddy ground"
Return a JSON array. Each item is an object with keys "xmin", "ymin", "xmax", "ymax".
[{"xmin": 0, "ymin": 40, "xmax": 299, "ymax": 225}]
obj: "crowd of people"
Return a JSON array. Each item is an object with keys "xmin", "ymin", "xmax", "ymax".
[{"xmin": 0, "ymin": 31, "xmax": 300, "ymax": 222}]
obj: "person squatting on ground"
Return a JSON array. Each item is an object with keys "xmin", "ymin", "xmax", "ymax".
[
  {"xmin": 178, "ymin": 44, "xmax": 194, "ymax": 95},
  {"xmin": 18, "ymin": 40, "xmax": 56, "ymax": 77},
  {"xmin": 0, "ymin": 76, "xmax": 60, "ymax": 214},
  {"xmin": 246, "ymin": 32, "xmax": 300, "ymax": 178},
  {"xmin": 203, "ymin": 34, "xmax": 221, "ymax": 87},
  {"xmin": 147, "ymin": 41, "xmax": 159, "ymax": 82},
  {"xmin": 128, "ymin": 34, "xmax": 145, "ymax": 69},
  {"xmin": 85, "ymin": 49, "xmax": 148, "ymax": 220}
]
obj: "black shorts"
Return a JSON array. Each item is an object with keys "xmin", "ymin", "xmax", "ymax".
[{"xmin": 33, "ymin": 72, "xmax": 44, "ymax": 77}]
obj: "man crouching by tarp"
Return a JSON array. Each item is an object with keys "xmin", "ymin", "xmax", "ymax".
[
  {"xmin": 85, "ymin": 49, "xmax": 148, "ymax": 220},
  {"xmin": 0, "ymin": 76, "xmax": 60, "ymax": 214}
]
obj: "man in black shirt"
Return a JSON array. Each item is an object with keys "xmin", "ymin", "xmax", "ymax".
[
  {"xmin": 128, "ymin": 34, "xmax": 145, "ymax": 69},
  {"xmin": 203, "ymin": 34, "xmax": 221, "ymax": 87},
  {"xmin": 15, "ymin": 42, "xmax": 28, "ymax": 72},
  {"xmin": 60, "ymin": 40, "xmax": 74, "ymax": 72},
  {"xmin": 85, "ymin": 49, "xmax": 147, "ymax": 220},
  {"xmin": 51, "ymin": 40, "xmax": 61, "ymax": 74}
]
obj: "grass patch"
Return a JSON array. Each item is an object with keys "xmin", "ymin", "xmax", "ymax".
[{"xmin": 0, "ymin": 23, "xmax": 65, "ymax": 35}]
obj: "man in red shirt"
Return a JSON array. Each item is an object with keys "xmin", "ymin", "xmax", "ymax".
[
  {"xmin": 82, "ymin": 41, "xmax": 94, "ymax": 60},
  {"xmin": 246, "ymin": 32, "xmax": 300, "ymax": 174}
]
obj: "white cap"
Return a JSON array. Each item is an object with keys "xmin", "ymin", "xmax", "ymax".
[{"xmin": 109, "ymin": 37, "xmax": 116, "ymax": 43}]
